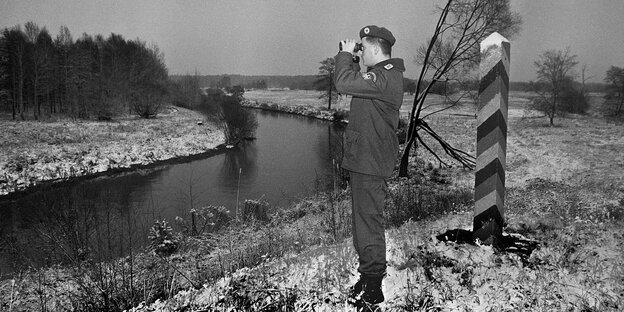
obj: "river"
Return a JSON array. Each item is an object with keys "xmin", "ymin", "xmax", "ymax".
[{"xmin": 0, "ymin": 110, "xmax": 345, "ymax": 277}]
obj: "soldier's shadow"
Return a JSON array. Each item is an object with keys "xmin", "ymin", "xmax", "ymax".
[{"xmin": 436, "ymin": 229, "xmax": 540, "ymax": 263}]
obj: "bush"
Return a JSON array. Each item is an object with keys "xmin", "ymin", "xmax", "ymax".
[
  {"xmin": 386, "ymin": 171, "xmax": 472, "ymax": 227},
  {"xmin": 226, "ymin": 85, "xmax": 245, "ymax": 102},
  {"xmin": 332, "ymin": 109, "xmax": 348, "ymax": 122},
  {"xmin": 528, "ymin": 96, "xmax": 550, "ymax": 117},
  {"xmin": 241, "ymin": 200, "xmax": 270, "ymax": 222},
  {"xmin": 148, "ymin": 220, "xmax": 178, "ymax": 257},
  {"xmin": 218, "ymin": 95, "xmax": 258, "ymax": 143},
  {"xmin": 131, "ymin": 83, "xmax": 167, "ymax": 119},
  {"xmin": 396, "ymin": 118, "xmax": 408, "ymax": 144},
  {"xmin": 427, "ymin": 79, "xmax": 457, "ymax": 95},
  {"xmin": 215, "ymin": 270, "xmax": 298, "ymax": 310},
  {"xmin": 559, "ymin": 84, "xmax": 589, "ymax": 114},
  {"xmin": 529, "ymin": 80, "xmax": 589, "ymax": 119},
  {"xmin": 196, "ymin": 90, "xmax": 258, "ymax": 143},
  {"xmin": 603, "ymin": 92, "xmax": 624, "ymax": 117},
  {"xmin": 169, "ymin": 75, "xmax": 203, "ymax": 109},
  {"xmin": 176, "ymin": 205, "xmax": 231, "ymax": 236},
  {"xmin": 196, "ymin": 92, "xmax": 223, "ymax": 118}
]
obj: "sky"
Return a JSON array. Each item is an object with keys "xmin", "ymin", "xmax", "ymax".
[{"xmin": 1, "ymin": 0, "xmax": 623, "ymax": 82}]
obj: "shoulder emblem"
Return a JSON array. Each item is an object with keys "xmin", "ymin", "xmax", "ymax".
[
  {"xmin": 384, "ymin": 64, "xmax": 394, "ymax": 70},
  {"xmin": 361, "ymin": 72, "xmax": 377, "ymax": 82}
]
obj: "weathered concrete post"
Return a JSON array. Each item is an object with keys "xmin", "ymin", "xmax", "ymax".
[{"xmin": 474, "ymin": 32, "xmax": 510, "ymax": 244}]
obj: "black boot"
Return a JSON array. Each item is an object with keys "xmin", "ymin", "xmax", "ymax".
[{"xmin": 348, "ymin": 274, "xmax": 384, "ymax": 308}]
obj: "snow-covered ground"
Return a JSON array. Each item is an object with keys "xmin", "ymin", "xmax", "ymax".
[{"xmin": 0, "ymin": 107, "xmax": 224, "ymax": 195}]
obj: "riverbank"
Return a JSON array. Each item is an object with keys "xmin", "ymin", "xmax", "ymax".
[
  {"xmin": 1, "ymin": 91, "xmax": 623, "ymax": 311},
  {"xmin": 132, "ymin": 91, "xmax": 623, "ymax": 311},
  {"xmin": 0, "ymin": 107, "xmax": 224, "ymax": 196},
  {"xmin": 3, "ymin": 159, "xmax": 622, "ymax": 311},
  {"xmin": 242, "ymin": 98, "xmax": 348, "ymax": 123}
]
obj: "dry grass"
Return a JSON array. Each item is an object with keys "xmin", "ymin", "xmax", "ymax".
[
  {"xmin": 2, "ymin": 90, "xmax": 623, "ymax": 311},
  {"xmin": 0, "ymin": 107, "xmax": 224, "ymax": 195},
  {"xmin": 158, "ymin": 90, "xmax": 621, "ymax": 311}
]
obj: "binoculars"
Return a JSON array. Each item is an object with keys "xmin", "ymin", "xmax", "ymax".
[{"xmin": 339, "ymin": 42, "xmax": 363, "ymax": 53}]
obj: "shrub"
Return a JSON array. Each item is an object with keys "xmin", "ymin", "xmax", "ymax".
[
  {"xmin": 176, "ymin": 205, "xmax": 231, "ymax": 236},
  {"xmin": 241, "ymin": 200, "xmax": 270, "ymax": 222},
  {"xmin": 386, "ymin": 172, "xmax": 472, "ymax": 227},
  {"xmin": 196, "ymin": 91, "xmax": 258, "ymax": 143},
  {"xmin": 226, "ymin": 85, "xmax": 245, "ymax": 102},
  {"xmin": 558, "ymin": 83, "xmax": 589, "ymax": 114},
  {"xmin": 332, "ymin": 109, "xmax": 348, "ymax": 122},
  {"xmin": 428, "ymin": 79, "xmax": 457, "ymax": 95},
  {"xmin": 148, "ymin": 220, "xmax": 178, "ymax": 257},
  {"xmin": 215, "ymin": 270, "xmax": 298, "ymax": 310},
  {"xmin": 529, "ymin": 80, "xmax": 589, "ymax": 118},
  {"xmin": 396, "ymin": 118, "xmax": 408, "ymax": 144},
  {"xmin": 131, "ymin": 82, "xmax": 168, "ymax": 119},
  {"xmin": 196, "ymin": 90, "xmax": 224, "ymax": 117},
  {"xmin": 528, "ymin": 96, "xmax": 551, "ymax": 117},
  {"xmin": 218, "ymin": 95, "xmax": 258, "ymax": 143}
]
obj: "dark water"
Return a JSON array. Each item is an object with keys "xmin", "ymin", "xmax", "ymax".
[{"xmin": 0, "ymin": 110, "xmax": 345, "ymax": 277}]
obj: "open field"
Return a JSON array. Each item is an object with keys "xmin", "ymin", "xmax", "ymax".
[
  {"xmin": 2, "ymin": 90, "xmax": 623, "ymax": 311},
  {"xmin": 246, "ymin": 89, "xmax": 623, "ymax": 189},
  {"xmin": 194, "ymin": 90, "xmax": 622, "ymax": 311},
  {"xmin": 0, "ymin": 107, "xmax": 224, "ymax": 195}
]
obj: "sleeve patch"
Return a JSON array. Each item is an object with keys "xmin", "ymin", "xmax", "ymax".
[{"xmin": 361, "ymin": 72, "xmax": 377, "ymax": 82}]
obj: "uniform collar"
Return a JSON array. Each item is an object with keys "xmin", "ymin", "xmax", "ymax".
[{"xmin": 369, "ymin": 58, "xmax": 405, "ymax": 72}]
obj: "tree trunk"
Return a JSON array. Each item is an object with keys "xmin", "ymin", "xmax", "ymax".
[
  {"xmin": 550, "ymin": 92, "xmax": 557, "ymax": 126},
  {"xmin": 328, "ymin": 73, "xmax": 332, "ymax": 110},
  {"xmin": 398, "ymin": 135, "xmax": 418, "ymax": 177},
  {"xmin": 11, "ymin": 91, "xmax": 16, "ymax": 120},
  {"xmin": 33, "ymin": 74, "xmax": 38, "ymax": 120},
  {"xmin": 17, "ymin": 55, "xmax": 25, "ymax": 120},
  {"xmin": 18, "ymin": 75, "xmax": 24, "ymax": 120}
]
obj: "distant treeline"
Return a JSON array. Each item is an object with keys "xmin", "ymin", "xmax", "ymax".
[
  {"xmin": 170, "ymin": 74, "xmax": 320, "ymax": 90},
  {"xmin": 0, "ymin": 22, "xmax": 169, "ymax": 120},
  {"xmin": 509, "ymin": 81, "xmax": 608, "ymax": 93},
  {"xmin": 2, "ymin": 21, "xmax": 610, "ymax": 122},
  {"xmin": 172, "ymin": 74, "xmax": 610, "ymax": 94}
]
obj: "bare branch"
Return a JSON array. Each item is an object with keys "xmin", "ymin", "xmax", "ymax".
[{"xmin": 399, "ymin": 0, "xmax": 521, "ymax": 177}]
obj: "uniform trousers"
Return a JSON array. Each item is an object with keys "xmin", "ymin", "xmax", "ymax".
[{"xmin": 349, "ymin": 171, "xmax": 387, "ymax": 276}]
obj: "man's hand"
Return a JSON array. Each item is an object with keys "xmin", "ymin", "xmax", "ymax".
[{"xmin": 340, "ymin": 39, "xmax": 358, "ymax": 55}]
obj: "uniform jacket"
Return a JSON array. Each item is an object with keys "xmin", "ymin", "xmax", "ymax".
[{"xmin": 334, "ymin": 51, "xmax": 405, "ymax": 178}]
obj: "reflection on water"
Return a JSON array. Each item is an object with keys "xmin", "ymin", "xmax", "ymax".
[
  {"xmin": 218, "ymin": 141, "xmax": 259, "ymax": 195},
  {"xmin": 0, "ymin": 171, "xmax": 164, "ymax": 275},
  {"xmin": 0, "ymin": 110, "xmax": 345, "ymax": 277}
]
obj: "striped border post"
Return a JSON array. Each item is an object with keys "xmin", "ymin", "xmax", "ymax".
[{"xmin": 474, "ymin": 32, "xmax": 510, "ymax": 244}]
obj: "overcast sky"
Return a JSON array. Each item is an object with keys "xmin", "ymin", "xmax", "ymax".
[{"xmin": 2, "ymin": 0, "xmax": 623, "ymax": 82}]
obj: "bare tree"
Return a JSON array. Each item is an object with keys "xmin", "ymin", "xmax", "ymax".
[
  {"xmin": 129, "ymin": 41, "xmax": 169, "ymax": 118},
  {"xmin": 315, "ymin": 57, "xmax": 337, "ymax": 110},
  {"xmin": 1, "ymin": 24, "xmax": 177, "ymax": 119},
  {"xmin": 579, "ymin": 64, "xmax": 594, "ymax": 98},
  {"xmin": 35, "ymin": 28, "xmax": 54, "ymax": 118},
  {"xmin": 399, "ymin": 0, "xmax": 522, "ymax": 177},
  {"xmin": 54, "ymin": 25, "xmax": 74, "ymax": 115},
  {"xmin": 1, "ymin": 27, "xmax": 27, "ymax": 120},
  {"xmin": 533, "ymin": 47, "xmax": 578, "ymax": 126},
  {"xmin": 604, "ymin": 66, "xmax": 624, "ymax": 116},
  {"xmin": 171, "ymin": 70, "xmax": 203, "ymax": 108},
  {"xmin": 25, "ymin": 22, "xmax": 55, "ymax": 119}
]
